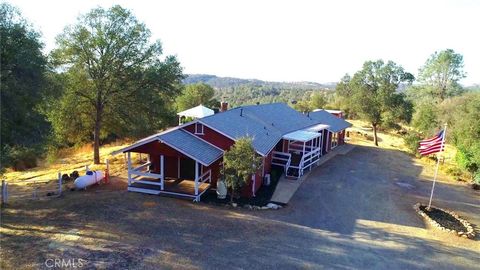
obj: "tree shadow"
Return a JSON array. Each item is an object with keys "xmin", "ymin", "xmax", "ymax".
[{"xmin": 1, "ymin": 145, "xmax": 479, "ymax": 269}]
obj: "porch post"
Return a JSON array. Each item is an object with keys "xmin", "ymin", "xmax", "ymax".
[
  {"xmin": 195, "ymin": 161, "xmax": 199, "ymax": 195},
  {"xmin": 177, "ymin": 157, "xmax": 180, "ymax": 178},
  {"xmin": 127, "ymin": 152, "xmax": 132, "ymax": 185},
  {"xmin": 160, "ymin": 155, "xmax": 164, "ymax": 190},
  {"xmin": 252, "ymin": 174, "xmax": 256, "ymax": 197},
  {"xmin": 147, "ymin": 154, "xmax": 151, "ymax": 171},
  {"xmin": 303, "ymin": 141, "xmax": 306, "ymax": 154},
  {"xmin": 327, "ymin": 131, "xmax": 330, "ymax": 152},
  {"xmin": 319, "ymin": 133, "xmax": 323, "ymax": 155}
]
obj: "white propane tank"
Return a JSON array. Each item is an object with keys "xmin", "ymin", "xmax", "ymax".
[
  {"xmin": 216, "ymin": 180, "xmax": 227, "ymax": 199},
  {"xmin": 74, "ymin": 170, "xmax": 105, "ymax": 189}
]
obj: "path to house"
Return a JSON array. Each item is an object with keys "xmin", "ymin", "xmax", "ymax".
[
  {"xmin": 270, "ymin": 143, "xmax": 355, "ymax": 204},
  {"xmin": 1, "ymin": 145, "xmax": 479, "ymax": 269}
]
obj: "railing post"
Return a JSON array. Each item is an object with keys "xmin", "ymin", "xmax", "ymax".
[
  {"xmin": 1, "ymin": 180, "xmax": 6, "ymax": 205},
  {"xmin": 127, "ymin": 152, "xmax": 132, "ymax": 185},
  {"xmin": 58, "ymin": 172, "xmax": 62, "ymax": 196},
  {"xmin": 194, "ymin": 161, "xmax": 199, "ymax": 195},
  {"xmin": 160, "ymin": 155, "xmax": 164, "ymax": 190},
  {"xmin": 105, "ymin": 158, "xmax": 110, "ymax": 184}
]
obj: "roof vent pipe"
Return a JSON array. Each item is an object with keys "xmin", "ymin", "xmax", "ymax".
[{"xmin": 240, "ymin": 108, "xmax": 243, "ymax": 117}]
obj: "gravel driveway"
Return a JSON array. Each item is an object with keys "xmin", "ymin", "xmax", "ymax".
[{"xmin": 1, "ymin": 145, "xmax": 479, "ymax": 269}]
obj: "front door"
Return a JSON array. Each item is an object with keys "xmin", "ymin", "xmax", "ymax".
[{"xmin": 180, "ymin": 158, "xmax": 196, "ymax": 180}]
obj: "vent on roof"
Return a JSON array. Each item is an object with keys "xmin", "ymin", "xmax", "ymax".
[{"xmin": 240, "ymin": 108, "xmax": 243, "ymax": 117}]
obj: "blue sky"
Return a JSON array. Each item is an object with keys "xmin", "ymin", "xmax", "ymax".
[{"xmin": 8, "ymin": 0, "xmax": 480, "ymax": 85}]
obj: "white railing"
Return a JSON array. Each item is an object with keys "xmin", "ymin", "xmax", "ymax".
[
  {"xmin": 272, "ymin": 151, "xmax": 292, "ymax": 174},
  {"xmin": 288, "ymin": 143, "xmax": 316, "ymax": 153},
  {"xmin": 132, "ymin": 161, "xmax": 151, "ymax": 171},
  {"xmin": 198, "ymin": 169, "xmax": 212, "ymax": 184},
  {"xmin": 299, "ymin": 148, "xmax": 321, "ymax": 174},
  {"xmin": 286, "ymin": 147, "xmax": 321, "ymax": 179},
  {"xmin": 128, "ymin": 161, "xmax": 164, "ymax": 189}
]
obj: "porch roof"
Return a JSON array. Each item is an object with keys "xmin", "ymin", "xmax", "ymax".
[
  {"xmin": 282, "ymin": 130, "xmax": 321, "ymax": 142},
  {"xmin": 177, "ymin": 104, "xmax": 214, "ymax": 119},
  {"xmin": 306, "ymin": 123, "xmax": 330, "ymax": 132},
  {"xmin": 308, "ymin": 110, "xmax": 352, "ymax": 133},
  {"xmin": 159, "ymin": 129, "xmax": 223, "ymax": 166}
]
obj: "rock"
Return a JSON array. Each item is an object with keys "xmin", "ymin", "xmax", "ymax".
[
  {"xmin": 266, "ymin": 203, "xmax": 280, "ymax": 209},
  {"xmin": 261, "ymin": 206, "xmax": 269, "ymax": 210}
]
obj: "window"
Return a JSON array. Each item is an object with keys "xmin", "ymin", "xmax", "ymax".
[{"xmin": 195, "ymin": 123, "xmax": 204, "ymax": 135}]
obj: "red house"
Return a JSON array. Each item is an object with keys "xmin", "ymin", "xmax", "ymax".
[{"xmin": 112, "ymin": 103, "xmax": 351, "ymax": 201}]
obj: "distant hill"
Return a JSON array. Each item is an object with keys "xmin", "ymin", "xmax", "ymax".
[
  {"xmin": 184, "ymin": 74, "xmax": 336, "ymax": 90},
  {"xmin": 183, "ymin": 74, "xmax": 336, "ymax": 107},
  {"xmin": 465, "ymin": 84, "xmax": 480, "ymax": 92}
]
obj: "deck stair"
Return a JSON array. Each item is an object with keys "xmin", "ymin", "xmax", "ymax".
[{"xmin": 273, "ymin": 148, "xmax": 321, "ymax": 179}]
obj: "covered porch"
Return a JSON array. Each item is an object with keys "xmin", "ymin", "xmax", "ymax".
[
  {"xmin": 118, "ymin": 128, "xmax": 223, "ymax": 202},
  {"xmin": 272, "ymin": 129, "xmax": 323, "ymax": 179},
  {"xmin": 126, "ymin": 153, "xmax": 214, "ymax": 201}
]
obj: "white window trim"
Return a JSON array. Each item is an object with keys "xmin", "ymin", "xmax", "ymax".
[{"xmin": 195, "ymin": 123, "xmax": 204, "ymax": 135}]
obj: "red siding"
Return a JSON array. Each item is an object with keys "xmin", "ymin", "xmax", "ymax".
[
  {"xmin": 126, "ymin": 140, "xmax": 221, "ymax": 185},
  {"xmin": 165, "ymin": 156, "xmax": 179, "ymax": 178},
  {"xmin": 263, "ymin": 150, "xmax": 273, "ymax": 176},
  {"xmin": 183, "ymin": 123, "xmax": 234, "ymax": 151},
  {"xmin": 241, "ymin": 169, "xmax": 263, "ymax": 198},
  {"xmin": 203, "ymin": 159, "xmax": 222, "ymax": 188},
  {"xmin": 338, "ymin": 130, "xmax": 345, "ymax": 145}
]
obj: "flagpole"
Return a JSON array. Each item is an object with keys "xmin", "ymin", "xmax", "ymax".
[{"xmin": 427, "ymin": 123, "xmax": 448, "ymax": 210}]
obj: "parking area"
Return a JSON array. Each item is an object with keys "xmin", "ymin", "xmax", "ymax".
[{"xmin": 1, "ymin": 145, "xmax": 479, "ymax": 269}]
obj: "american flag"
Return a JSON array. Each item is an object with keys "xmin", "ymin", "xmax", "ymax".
[{"xmin": 418, "ymin": 129, "xmax": 445, "ymax": 156}]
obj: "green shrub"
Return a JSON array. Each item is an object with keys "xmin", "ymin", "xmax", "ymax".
[
  {"xmin": 2, "ymin": 145, "xmax": 38, "ymax": 171},
  {"xmin": 474, "ymin": 171, "xmax": 480, "ymax": 184},
  {"xmin": 403, "ymin": 132, "xmax": 423, "ymax": 155},
  {"xmin": 445, "ymin": 166, "xmax": 465, "ymax": 181}
]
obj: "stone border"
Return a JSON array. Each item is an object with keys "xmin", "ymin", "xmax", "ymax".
[
  {"xmin": 233, "ymin": 202, "xmax": 283, "ymax": 210},
  {"xmin": 413, "ymin": 203, "xmax": 476, "ymax": 239}
]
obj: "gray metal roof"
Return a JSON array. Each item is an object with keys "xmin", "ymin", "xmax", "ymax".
[
  {"xmin": 308, "ymin": 110, "xmax": 352, "ymax": 132},
  {"xmin": 240, "ymin": 103, "xmax": 319, "ymax": 134},
  {"xmin": 200, "ymin": 103, "xmax": 326, "ymax": 155},
  {"xmin": 159, "ymin": 129, "xmax": 223, "ymax": 166},
  {"xmin": 113, "ymin": 103, "xmax": 352, "ymax": 159},
  {"xmin": 200, "ymin": 107, "xmax": 282, "ymax": 156}
]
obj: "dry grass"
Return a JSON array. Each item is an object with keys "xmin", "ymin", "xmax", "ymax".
[{"xmin": 1, "ymin": 141, "xmax": 145, "ymax": 186}]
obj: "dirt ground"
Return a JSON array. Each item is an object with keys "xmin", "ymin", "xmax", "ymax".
[{"xmin": 1, "ymin": 127, "xmax": 479, "ymax": 269}]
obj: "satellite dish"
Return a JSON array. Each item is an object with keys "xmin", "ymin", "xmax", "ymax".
[{"xmin": 291, "ymin": 100, "xmax": 298, "ymax": 104}]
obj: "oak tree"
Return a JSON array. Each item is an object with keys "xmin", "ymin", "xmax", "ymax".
[{"xmin": 52, "ymin": 5, "xmax": 184, "ymax": 164}]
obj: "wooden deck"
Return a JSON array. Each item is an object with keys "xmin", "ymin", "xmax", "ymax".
[{"xmin": 128, "ymin": 176, "xmax": 210, "ymax": 200}]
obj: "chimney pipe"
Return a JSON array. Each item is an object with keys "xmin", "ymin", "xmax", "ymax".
[{"xmin": 220, "ymin": 101, "xmax": 228, "ymax": 112}]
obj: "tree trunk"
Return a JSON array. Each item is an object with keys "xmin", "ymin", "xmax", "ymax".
[
  {"xmin": 230, "ymin": 186, "xmax": 234, "ymax": 203},
  {"xmin": 93, "ymin": 104, "xmax": 103, "ymax": 164},
  {"xmin": 372, "ymin": 124, "xmax": 378, "ymax": 146}
]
